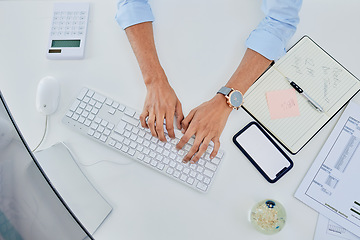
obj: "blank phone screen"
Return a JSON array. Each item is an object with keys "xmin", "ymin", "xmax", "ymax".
[{"xmin": 235, "ymin": 123, "xmax": 291, "ymax": 180}]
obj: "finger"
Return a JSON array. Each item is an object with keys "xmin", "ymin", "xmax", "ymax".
[
  {"xmin": 156, "ymin": 116, "xmax": 167, "ymax": 142},
  {"xmin": 147, "ymin": 113, "xmax": 157, "ymax": 137},
  {"xmin": 165, "ymin": 113, "xmax": 175, "ymax": 139},
  {"xmin": 181, "ymin": 109, "xmax": 195, "ymax": 133},
  {"xmin": 210, "ymin": 138, "xmax": 220, "ymax": 159},
  {"xmin": 182, "ymin": 134, "xmax": 205, "ymax": 163},
  {"xmin": 176, "ymin": 128, "xmax": 194, "ymax": 150},
  {"xmin": 140, "ymin": 110, "xmax": 149, "ymax": 128},
  {"xmin": 153, "ymin": 110, "xmax": 166, "ymax": 141},
  {"xmin": 189, "ymin": 137, "xmax": 211, "ymax": 164},
  {"xmin": 175, "ymin": 100, "xmax": 184, "ymax": 130}
]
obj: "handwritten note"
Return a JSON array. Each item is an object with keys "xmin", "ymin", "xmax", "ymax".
[{"xmin": 266, "ymin": 88, "xmax": 300, "ymax": 119}]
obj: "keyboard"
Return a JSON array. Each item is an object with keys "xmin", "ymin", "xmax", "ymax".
[{"xmin": 62, "ymin": 87, "xmax": 224, "ymax": 192}]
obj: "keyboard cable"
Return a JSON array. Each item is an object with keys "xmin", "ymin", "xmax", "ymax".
[{"xmin": 32, "ymin": 115, "xmax": 49, "ymax": 152}]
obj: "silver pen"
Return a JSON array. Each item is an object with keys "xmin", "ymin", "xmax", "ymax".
[{"xmin": 285, "ymin": 77, "xmax": 324, "ymax": 112}]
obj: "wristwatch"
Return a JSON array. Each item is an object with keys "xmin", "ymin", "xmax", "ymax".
[{"xmin": 217, "ymin": 86, "xmax": 243, "ymax": 110}]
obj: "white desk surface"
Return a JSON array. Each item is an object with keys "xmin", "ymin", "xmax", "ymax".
[{"xmin": 1, "ymin": 1, "xmax": 359, "ymax": 239}]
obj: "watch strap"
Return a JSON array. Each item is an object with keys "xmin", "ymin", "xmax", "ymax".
[{"xmin": 217, "ymin": 86, "xmax": 232, "ymax": 96}]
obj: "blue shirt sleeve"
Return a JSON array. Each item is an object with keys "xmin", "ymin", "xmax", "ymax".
[
  {"xmin": 115, "ymin": 0, "xmax": 154, "ymax": 29},
  {"xmin": 246, "ymin": 0, "xmax": 303, "ymax": 61}
]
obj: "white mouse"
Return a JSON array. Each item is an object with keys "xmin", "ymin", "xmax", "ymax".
[{"xmin": 36, "ymin": 76, "xmax": 60, "ymax": 115}]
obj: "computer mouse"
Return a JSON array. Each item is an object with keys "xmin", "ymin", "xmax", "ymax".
[{"xmin": 36, "ymin": 76, "xmax": 60, "ymax": 115}]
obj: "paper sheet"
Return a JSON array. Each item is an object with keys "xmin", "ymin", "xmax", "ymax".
[
  {"xmin": 315, "ymin": 214, "xmax": 360, "ymax": 240},
  {"xmin": 295, "ymin": 101, "xmax": 360, "ymax": 237}
]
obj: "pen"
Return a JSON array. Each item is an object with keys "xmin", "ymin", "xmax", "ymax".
[{"xmin": 285, "ymin": 77, "xmax": 324, "ymax": 112}]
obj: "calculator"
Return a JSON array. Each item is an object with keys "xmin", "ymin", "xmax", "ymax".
[{"xmin": 47, "ymin": 2, "xmax": 90, "ymax": 60}]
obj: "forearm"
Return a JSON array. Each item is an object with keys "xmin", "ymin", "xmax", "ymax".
[
  {"xmin": 226, "ymin": 48, "xmax": 272, "ymax": 95},
  {"xmin": 125, "ymin": 22, "xmax": 166, "ymax": 85}
]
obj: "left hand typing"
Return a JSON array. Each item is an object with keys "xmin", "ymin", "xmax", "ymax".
[{"xmin": 176, "ymin": 94, "xmax": 232, "ymax": 163}]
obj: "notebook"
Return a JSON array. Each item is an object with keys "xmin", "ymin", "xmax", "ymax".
[{"xmin": 242, "ymin": 36, "xmax": 360, "ymax": 154}]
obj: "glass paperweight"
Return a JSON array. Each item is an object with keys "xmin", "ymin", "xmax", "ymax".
[{"xmin": 250, "ymin": 199, "xmax": 286, "ymax": 235}]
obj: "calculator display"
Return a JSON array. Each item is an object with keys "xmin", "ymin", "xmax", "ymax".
[{"xmin": 51, "ymin": 40, "xmax": 81, "ymax": 48}]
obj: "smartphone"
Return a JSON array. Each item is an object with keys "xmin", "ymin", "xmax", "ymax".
[{"xmin": 233, "ymin": 122, "xmax": 293, "ymax": 183}]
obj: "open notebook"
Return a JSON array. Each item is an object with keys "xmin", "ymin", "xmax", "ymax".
[{"xmin": 242, "ymin": 36, "xmax": 360, "ymax": 154}]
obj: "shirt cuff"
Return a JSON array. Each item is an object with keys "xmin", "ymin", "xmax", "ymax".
[
  {"xmin": 115, "ymin": 1, "xmax": 155, "ymax": 30},
  {"xmin": 246, "ymin": 28, "xmax": 286, "ymax": 61}
]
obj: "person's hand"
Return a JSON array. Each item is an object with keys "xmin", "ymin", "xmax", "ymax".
[
  {"xmin": 176, "ymin": 94, "xmax": 232, "ymax": 163},
  {"xmin": 140, "ymin": 75, "xmax": 184, "ymax": 142}
]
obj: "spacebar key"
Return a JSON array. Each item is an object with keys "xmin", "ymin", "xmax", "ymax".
[{"xmin": 122, "ymin": 115, "xmax": 139, "ymax": 126}]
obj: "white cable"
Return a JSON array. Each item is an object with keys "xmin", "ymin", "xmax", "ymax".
[
  {"xmin": 60, "ymin": 141, "xmax": 134, "ymax": 167},
  {"xmin": 32, "ymin": 115, "xmax": 48, "ymax": 152},
  {"xmin": 31, "ymin": 116, "xmax": 134, "ymax": 166}
]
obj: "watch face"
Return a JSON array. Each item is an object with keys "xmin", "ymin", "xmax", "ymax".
[{"xmin": 229, "ymin": 90, "xmax": 243, "ymax": 107}]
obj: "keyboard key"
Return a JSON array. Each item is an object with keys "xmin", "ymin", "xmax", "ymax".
[
  {"xmin": 98, "ymin": 126, "xmax": 105, "ymax": 133},
  {"xmin": 150, "ymin": 160, "xmax": 158, "ymax": 167},
  {"xmin": 143, "ymin": 157, "xmax": 151, "ymax": 164},
  {"xmin": 115, "ymin": 142, "xmax": 122, "ymax": 150},
  {"xmin": 180, "ymin": 174, "xmax": 187, "ymax": 182},
  {"xmin": 112, "ymin": 102, "xmax": 119, "ymax": 109},
  {"xmin": 124, "ymin": 107, "xmax": 136, "ymax": 117},
  {"xmin": 196, "ymin": 182, "xmax": 208, "ymax": 191},
  {"xmin": 203, "ymin": 169, "xmax": 214, "ymax": 178},
  {"xmin": 166, "ymin": 167, "xmax": 174, "ymax": 175},
  {"xmin": 205, "ymin": 162, "xmax": 217, "ymax": 172},
  {"xmin": 173, "ymin": 171, "xmax": 181, "ymax": 178},
  {"xmin": 187, "ymin": 178, "xmax": 195, "ymax": 185},
  {"xmin": 70, "ymin": 100, "xmax": 80, "ymax": 111},
  {"xmin": 124, "ymin": 131, "xmax": 132, "ymax": 139},
  {"xmin": 123, "ymin": 139, "xmax": 130, "ymax": 146},
  {"xmin": 204, "ymin": 177, "xmax": 211, "ymax": 185},
  {"xmin": 112, "ymin": 133, "xmax": 124, "ymax": 143},
  {"xmin": 66, "ymin": 111, "xmax": 73, "ymax": 118},
  {"xmin": 121, "ymin": 145, "xmax": 129, "ymax": 153},
  {"xmin": 122, "ymin": 115, "xmax": 138, "ymax": 126},
  {"xmin": 77, "ymin": 88, "xmax": 88, "ymax": 100},
  {"xmin": 118, "ymin": 104, "xmax": 125, "ymax": 111},
  {"xmin": 108, "ymin": 108, "xmax": 116, "ymax": 115},
  {"xmin": 137, "ymin": 153, "xmax": 145, "ymax": 161},
  {"xmin": 93, "ymin": 93, "xmax": 106, "ymax": 103},
  {"xmin": 157, "ymin": 163, "xmax": 165, "ymax": 170},
  {"xmin": 105, "ymin": 98, "xmax": 113, "ymax": 105},
  {"xmin": 107, "ymin": 140, "xmax": 115, "ymax": 148},
  {"xmin": 128, "ymin": 148, "xmax": 136, "ymax": 156},
  {"xmin": 196, "ymin": 174, "xmax": 204, "ymax": 181},
  {"xmin": 87, "ymin": 129, "xmax": 95, "ymax": 136},
  {"xmin": 94, "ymin": 132, "xmax": 101, "ymax": 139}
]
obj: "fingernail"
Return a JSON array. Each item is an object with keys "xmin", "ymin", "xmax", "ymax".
[
  {"xmin": 181, "ymin": 129, "xmax": 185, "ymax": 134},
  {"xmin": 190, "ymin": 160, "xmax": 195, "ymax": 164},
  {"xmin": 182, "ymin": 160, "xmax": 187, "ymax": 164}
]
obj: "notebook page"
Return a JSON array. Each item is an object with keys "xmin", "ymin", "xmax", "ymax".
[
  {"xmin": 276, "ymin": 37, "xmax": 360, "ymax": 116},
  {"xmin": 243, "ymin": 36, "xmax": 360, "ymax": 153}
]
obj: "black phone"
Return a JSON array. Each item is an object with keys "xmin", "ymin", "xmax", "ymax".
[{"xmin": 233, "ymin": 122, "xmax": 293, "ymax": 183}]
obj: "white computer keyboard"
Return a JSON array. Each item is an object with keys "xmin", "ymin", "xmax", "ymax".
[{"xmin": 62, "ymin": 87, "xmax": 224, "ymax": 192}]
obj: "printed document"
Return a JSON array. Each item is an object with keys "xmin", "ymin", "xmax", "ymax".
[
  {"xmin": 314, "ymin": 214, "xmax": 360, "ymax": 240},
  {"xmin": 295, "ymin": 101, "xmax": 360, "ymax": 237}
]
